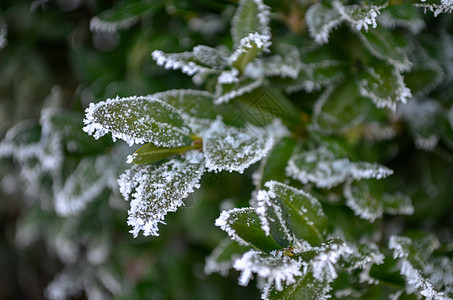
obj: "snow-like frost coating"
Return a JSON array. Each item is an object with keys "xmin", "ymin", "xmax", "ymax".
[
  {"xmin": 203, "ymin": 119, "xmax": 287, "ymax": 173},
  {"xmin": 83, "ymin": 96, "xmax": 191, "ymax": 147},
  {"xmin": 118, "ymin": 150, "xmax": 205, "ymax": 237},
  {"xmin": 233, "ymin": 249, "xmax": 303, "ymax": 291},
  {"xmin": 286, "ymin": 147, "xmax": 393, "ymax": 189},
  {"xmin": 306, "ymin": 3, "xmax": 343, "ymax": 44}
]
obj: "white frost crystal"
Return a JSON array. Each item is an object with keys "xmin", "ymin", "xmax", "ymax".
[
  {"xmin": 286, "ymin": 147, "xmax": 393, "ymax": 189},
  {"xmin": 118, "ymin": 150, "xmax": 205, "ymax": 237},
  {"xmin": 203, "ymin": 119, "xmax": 287, "ymax": 173},
  {"xmin": 233, "ymin": 249, "xmax": 303, "ymax": 291},
  {"xmin": 83, "ymin": 96, "xmax": 191, "ymax": 147}
]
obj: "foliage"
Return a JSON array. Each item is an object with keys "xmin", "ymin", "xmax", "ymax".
[{"xmin": 1, "ymin": 0, "xmax": 453, "ymax": 299}]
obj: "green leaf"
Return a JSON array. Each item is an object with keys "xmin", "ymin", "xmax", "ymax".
[
  {"xmin": 286, "ymin": 147, "xmax": 393, "ymax": 189},
  {"xmin": 306, "ymin": 3, "xmax": 343, "ymax": 44},
  {"xmin": 255, "ymin": 137, "xmax": 297, "ymax": 189},
  {"xmin": 90, "ymin": 0, "xmax": 161, "ymax": 32},
  {"xmin": 335, "ymin": 1, "xmax": 387, "ymax": 31},
  {"xmin": 230, "ymin": 33, "xmax": 271, "ymax": 73},
  {"xmin": 266, "ymin": 181, "xmax": 327, "ymax": 245},
  {"xmin": 265, "ymin": 272, "xmax": 331, "ymax": 300},
  {"xmin": 262, "ymin": 44, "xmax": 302, "ymax": 79},
  {"xmin": 379, "ymin": 4, "xmax": 425, "ymax": 34},
  {"xmin": 312, "ymin": 79, "xmax": 372, "ymax": 135},
  {"xmin": 357, "ymin": 62, "xmax": 412, "ymax": 110},
  {"xmin": 215, "ymin": 207, "xmax": 282, "ymax": 253},
  {"xmin": 404, "ymin": 43, "xmax": 444, "ymax": 98},
  {"xmin": 203, "ymin": 119, "xmax": 282, "ymax": 174},
  {"xmin": 83, "ymin": 96, "xmax": 193, "ymax": 147},
  {"xmin": 344, "ymin": 181, "xmax": 384, "ymax": 222},
  {"xmin": 129, "ymin": 142, "xmax": 201, "ymax": 165},
  {"xmin": 231, "ymin": 87, "xmax": 301, "ymax": 127},
  {"xmin": 382, "ymin": 192, "xmax": 414, "ymax": 216},
  {"xmin": 288, "ymin": 60, "xmax": 345, "ymax": 93},
  {"xmin": 118, "ymin": 150, "xmax": 205, "ymax": 237},
  {"xmin": 214, "ymin": 76, "xmax": 263, "ymax": 104},
  {"xmin": 231, "ymin": 0, "xmax": 270, "ymax": 47},
  {"xmin": 205, "ymin": 239, "xmax": 252, "ymax": 276},
  {"xmin": 356, "ymin": 26, "xmax": 411, "ymax": 71}
]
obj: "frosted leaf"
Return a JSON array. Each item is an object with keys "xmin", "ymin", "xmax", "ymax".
[
  {"xmin": 203, "ymin": 119, "xmax": 285, "ymax": 173},
  {"xmin": 251, "ymin": 189, "xmax": 293, "ymax": 247},
  {"xmin": 334, "ymin": 1, "xmax": 387, "ymax": 31},
  {"xmin": 306, "ymin": 3, "xmax": 343, "ymax": 44},
  {"xmin": 204, "ymin": 239, "xmax": 252, "ymax": 276},
  {"xmin": 358, "ymin": 64, "xmax": 412, "ymax": 111},
  {"xmin": 263, "ymin": 271, "xmax": 331, "ymax": 300},
  {"xmin": 233, "ymin": 249, "xmax": 303, "ymax": 291},
  {"xmin": 54, "ymin": 155, "xmax": 118, "ymax": 216},
  {"xmin": 310, "ymin": 238, "xmax": 352, "ymax": 283},
  {"xmin": 357, "ymin": 26, "xmax": 412, "ymax": 72},
  {"xmin": 150, "ymin": 89, "xmax": 219, "ymax": 132},
  {"xmin": 215, "ymin": 207, "xmax": 282, "ymax": 252},
  {"xmin": 415, "ymin": 1, "xmax": 453, "ymax": 17},
  {"xmin": 119, "ymin": 150, "xmax": 205, "ymax": 237},
  {"xmin": 286, "ymin": 147, "xmax": 393, "ymax": 189},
  {"xmin": 378, "ymin": 4, "xmax": 425, "ymax": 34},
  {"xmin": 398, "ymin": 99, "xmax": 441, "ymax": 151},
  {"xmin": 151, "ymin": 49, "xmax": 215, "ymax": 80},
  {"xmin": 260, "ymin": 181, "xmax": 328, "ymax": 246},
  {"xmin": 382, "ymin": 192, "xmax": 414, "ymax": 215},
  {"xmin": 424, "ymin": 256, "xmax": 453, "ymax": 296},
  {"xmin": 231, "ymin": 0, "xmax": 271, "ymax": 47},
  {"xmin": 192, "ymin": 45, "xmax": 228, "ymax": 69},
  {"xmin": 340, "ymin": 242, "xmax": 384, "ymax": 271},
  {"xmin": 218, "ymin": 68, "xmax": 240, "ymax": 84},
  {"xmin": 83, "ymin": 96, "xmax": 192, "ymax": 147},
  {"xmin": 287, "ymin": 60, "xmax": 345, "ymax": 93},
  {"xmin": 344, "ymin": 181, "xmax": 384, "ymax": 222},
  {"xmin": 389, "ymin": 235, "xmax": 450, "ymax": 300},
  {"xmin": 229, "ymin": 32, "xmax": 271, "ymax": 72},
  {"xmin": 0, "ymin": 21, "xmax": 7, "ymax": 49},
  {"xmin": 89, "ymin": 0, "xmax": 156, "ymax": 32},
  {"xmin": 262, "ymin": 45, "xmax": 302, "ymax": 79},
  {"xmin": 311, "ymin": 81, "xmax": 369, "ymax": 135},
  {"xmin": 214, "ymin": 76, "xmax": 263, "ymax": 104}
]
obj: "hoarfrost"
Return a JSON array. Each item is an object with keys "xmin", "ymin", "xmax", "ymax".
[
  {"xmin": 233, "ymin": 249, "xmax": 303, "ymax": 291},
  {"xmin": 306, "ymin": 3, "xmax": 343, "ymax": 44},
  {"xmin": 286, "ymin": 147, "xmax": 393, "ymax": 189},
  {"xmin": 231, "ymin": 0, "xmax": 270, "ymax": 47},
  {"xmin": 204, "ymin": 239, "xmax": 251, "ymax": 276},
  {"xmin": 214, "ymin": 76, "xmax": 263, "ymax": 104},
  {"xmin": 90, "ymin": 16, "xmax": 137, "ymax": 33},
  {"xmin": 389, "ymin": 236, "xmax": 451, "ymax": 300},
  {"xmin": 344, "ymin": 181, "xmax": 383, "ymax": 222},
  {"xmin": 334, "ymin": 1, "xmax": 387, "ymax": 31},
  {"xmin": 229, "ymin": 33, "xmax": 271, "ymax": 66},
  {"xmin": 358, "ymin": 65, "xmax": 412, "ymax": 111},
  {"xmin": 151, "ymin": 50, "xmax": 213, "ymax": 78},
  {"xmin": 262, "ymin": 45, "xmax": 302, "ymax": 79},
  {"xmin": 203, "ymin": 119, "xmax": 286, "ymax": 173},
  {"xmin": 119, "ymin": 150, "xmax": 205, "ymax": 237},
  {"xmin": 310, "ymin": 239, "xmax": 352, "ymax": 283},
  {"xmin": 415, "ymin": 2, "xmax": 453, "ymax": 17},
  {"xmin": 215, "ymin": 207, "xmax": 257, "ymax": 246},
  {"xmin": 83, "ymin": 96, "xmax": 191, "ymax": 147}
]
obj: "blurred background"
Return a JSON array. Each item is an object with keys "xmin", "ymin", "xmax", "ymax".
[{"xmin": 0, "ymin": 0, "xmax": 261, "ymax": 299}]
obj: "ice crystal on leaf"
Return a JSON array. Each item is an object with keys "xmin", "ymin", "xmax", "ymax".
[
  {"xmin": 415, "ymin": 1, "xmax": 453, "ymax": 17},
  {"xmin": 118, "ymin": 150, "xmax": 205, "ymax": 237},
  {"xmin": 233, "ymin": 249, "xmax": 303, "ymax": 291},
  {"xmin": 253, "ymin": 181, "xmax": 327, "ymax": 246},
  {"xmin": 262, "ymin": 45, "xmax": 302, "ymax": 79},
  {"xmin": 286, "ymin": 147, "xmax": 393, "ymax": 189},
  {"xmin": 389, "ymin": 235, "xmax": 451, "ymax": 300},
  {"xmin": 203, "ymin": 119, "xmax": 286, "ymax": 174},
  {"xmin": 83, "ymin": 96, "xmax": 192, "ymax": 147},
  {"xmin": 306, "ymin": 3, "xmax": 343, "ymax": 44},
  {"xmin": 231, "ymin": 0, "xmax": 270, "ymax": 47},
  {"xmin": 358, "ymin": 64, "xmax": 412, "ymax": 110},
  {"xmin": 204, "ymin": 239, "xmax": 252, "ymax": 276},
  {"xmin": 334, "ymin": 1, "xmax": 387, "ymax": 31}
]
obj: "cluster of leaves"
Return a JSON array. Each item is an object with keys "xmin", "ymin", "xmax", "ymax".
[{"xmin": 2, "ymin": 0, "xmax": 453, "ymax": 299}]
